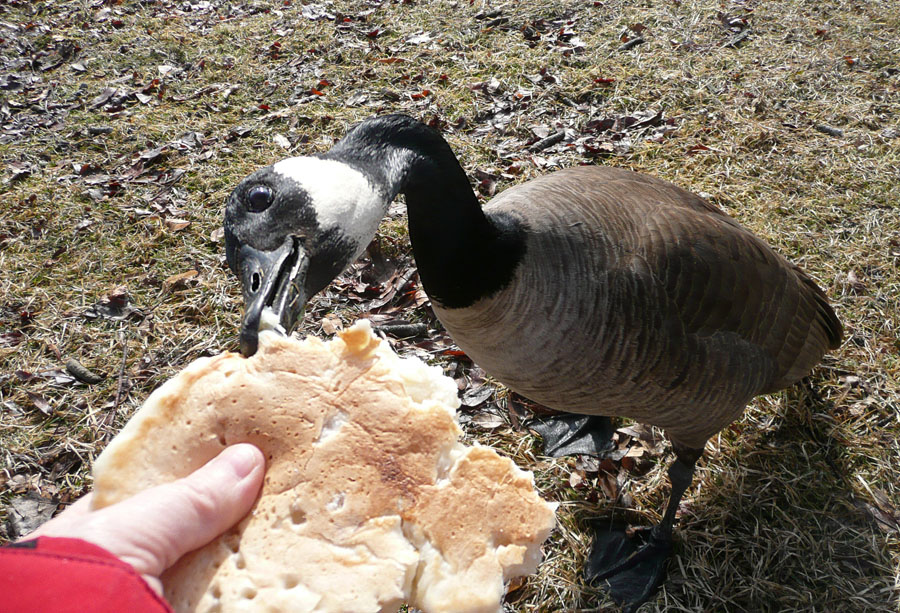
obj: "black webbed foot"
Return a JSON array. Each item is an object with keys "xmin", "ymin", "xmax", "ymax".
[
  {"xmin": 530, "ymin": 414, "xmax": 616, "ymax": 457},
  {"xmin": 585, "ymin": 524, "xmax": 672, "ymax": 613}
]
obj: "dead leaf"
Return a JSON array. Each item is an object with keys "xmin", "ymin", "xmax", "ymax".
[
  {"xmin": 470, "ymin": 411, "xmax": 505, "ymax": 430},
  {"xmin": 576, "ymin": 455, "xmax": 600, "ymax": 473},
  {"xmin": 473, "ymin": 169, "xmax": 499, "ymax": 196},
  {"xmin": 616, "ymin": 423, "xmax": 658, "ymax": 443},
  {"xmin": 855, "ymin": 476, "xmax": 900, "ymax": 532},
  {"xmin": 0, "ymin": 331, "xmax": 25, "ymax": 347},
  {"xmin": 74, "ymin": 218, "xmax": 94, "ymax": 232},
  {"xmin": 1, "ymin": 400, "xmax": 23, "ymax": 415},
  {"xmin": 27, "ymin": 391, "xmax": 53, "ymax": 415},
  {"xmin": 105, "ymin": 286, "xmax": 127, "ymax": 306},
  {"xmin": 846, "ymin": 270, "xmax": 866, "ymax": 293},
  {"xmin": 625, "ymin": 446, "xmax": 645, "ymax": 458},
  {"xmin": 89, "ymin": 87, "xmax": 117, "ymax": 109},
  {"xmin": 138, "ymin": 147, "xmax": 165, "ymax": 165},
  {"xmin": 163, "ymin": 269, "xmax": 199, "ymax": 292},
  {"xmin": 84, "ymin": 287, "xmax": 141, "ymax": 321},
  {"xmin": 227, "ymin": 125, "xmax": 253, "ymax": 141},
  {"xmin": 6, "ymin": 491, "xmax": 58, "ymax": 538},
  {"xmin": 14, "ymin": 368, "xmax": 73, "ymax": 385},
  {"xmin": 405, "ymin": 32, "xmax": 432, "ymax": 45},
  {"xmin": 460, "ymin": 382, "xmax": 494, "ymax": 408},
  {"xmin": 171, "ymin": 131, "xmax": 204, "ymax": 151},
  {"xmin": 7, "ymin": 161, "xmax": 34, "ymax": 183},
  {"xmin": 569, "ymin": 470, "xmax": 585, "ymax": 488},
  {"xmin": 598, "ymin": 472, "xmax": 618, "ymax": 499},
  {"xmin": 164, "ymin": 218, "xmax": 191, "ymax": 232}
]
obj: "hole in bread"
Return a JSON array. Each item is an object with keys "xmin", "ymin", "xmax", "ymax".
[
  {"xmin": 241, "ymin": 586, "xmax": 257, "ymax": 600},
  {"xmin": 283, "ymin": 574, "xmax": 300, "ymax": 589},
  {"xmin": 210, "ymin": 584, "xmax": 222, "ymax": 599},
  {"xmin": 217, "ymin": 432, "xmax": 226, "ymax": 446},
  {"xmin": 234, "ymin": 553, "xmax": 246, "ymax": 570},
  {"xmin": 290, "ymin": 501, "xmax": 306, "ymax": 525},
  {"xmin": 315, "ymin": 410, "xmax": 347, "ymax": 443},
  {"xmin": 226, "ymin": 539, "xmax": 239, "ymax": 553},
  {"xmin": 326, "ymin": 492, "xmax": 345, "ymax": 512}
]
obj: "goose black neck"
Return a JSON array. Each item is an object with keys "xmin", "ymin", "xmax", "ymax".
[{"xmin": 324, "ymin": 115, "xmax": 525, "ymax": 308}]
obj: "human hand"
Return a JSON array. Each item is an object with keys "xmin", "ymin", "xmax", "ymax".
[{"xmin": 26, "ymin": 444, "xmax": 266, "ymax": 594}]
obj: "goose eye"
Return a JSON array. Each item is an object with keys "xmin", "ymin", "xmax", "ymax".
[{"xmin": 247, "ymin": 185, "xmax": 273, "ymax": 212}]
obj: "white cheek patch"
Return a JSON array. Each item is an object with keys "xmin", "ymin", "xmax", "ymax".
[
  {"xmin": 272, "ymin": 157, "xmax": 387, "ymax": 259},
  {"xmin": 259, "ymin": 307, "xmax": 286, "ymax": 334}
]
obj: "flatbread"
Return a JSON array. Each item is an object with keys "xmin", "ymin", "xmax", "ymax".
[{"xmin": 91, "ymin": 320, "xmax": 556, "ymax": 613}]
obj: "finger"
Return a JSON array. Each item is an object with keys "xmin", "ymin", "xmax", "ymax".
[
  {"xmin": 60, "ymin": 493, "xmax": 94, "ymax": 518},
  {"xmin": 89, "ymin": 444, "xmax": 265, "ymax": 577}
]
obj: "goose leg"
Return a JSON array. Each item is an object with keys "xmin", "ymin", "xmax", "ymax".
[
  {"xmin": 531, "ymin": 414, "xmax": 616, "ymax": 457},
  {"xmin": 585, "ymin": 443, "xmax": 704, "ymax": 612}
]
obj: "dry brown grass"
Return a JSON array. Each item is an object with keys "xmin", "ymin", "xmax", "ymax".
[{"xmin": 2, "ymin": 0, "xmax": 898, "ymax": 611}]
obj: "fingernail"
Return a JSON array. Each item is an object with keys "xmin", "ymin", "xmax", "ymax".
[{"xmin": 220, "ymin": 444, "xmax": 263, "ymax": 479}]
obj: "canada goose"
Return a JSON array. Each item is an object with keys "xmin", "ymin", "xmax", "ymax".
[{"xmin": 224, "ymin": 114, "xmax": 842, "ymax": 611}]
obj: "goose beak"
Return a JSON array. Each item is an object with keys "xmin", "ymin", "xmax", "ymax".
[{"xmin": 237, "ymin": 236, "xmax": 309, "ymax": 357}]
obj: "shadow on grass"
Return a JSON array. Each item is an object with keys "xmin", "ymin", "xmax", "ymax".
[{"xmin": 556, "ymin": 383, "xmax": 897, "ymax": 613}]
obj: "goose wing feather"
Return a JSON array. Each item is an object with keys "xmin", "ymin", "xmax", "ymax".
[{"xmin": 479, "ymin": 166, "xmax": 840, "ymax": 421}]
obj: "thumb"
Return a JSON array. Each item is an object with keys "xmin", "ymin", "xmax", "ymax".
[{"xmin": 85, "ymin": 444, "xmax": 266, "ymax": 580}]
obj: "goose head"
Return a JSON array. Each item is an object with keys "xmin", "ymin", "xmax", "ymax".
[
  {"xmin": 225, "ymin": 156, "xmax": 388, "ymax": 356},
  {"xmin": 226, "ymin": 114, "xmax": 490, "ymax": 356}
]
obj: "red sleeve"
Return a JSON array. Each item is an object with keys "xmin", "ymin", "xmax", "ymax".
[{"xmin": 0, "ymin": 537, "xmax": 173, "ymax": 613}]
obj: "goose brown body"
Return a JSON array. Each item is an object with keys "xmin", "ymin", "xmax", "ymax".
[{"xmin": 433, "ymin": 165, "xmax": 841, "ymax": 448}]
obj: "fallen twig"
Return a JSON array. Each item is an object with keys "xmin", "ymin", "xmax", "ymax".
[
  {"xmin": 815, "ymin": 124, "xmax": 844, "ymax": 137},
  {"xmin": 100, "ymin": 331, "xmax": 129, "ymax": 436},
  {"xmin": 528, "ymin": 131, "xmax": 565, "ymax": 152},
  {"xmin": 618, "ymin": 37, "xmax": 644, "ymax": 51}
]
